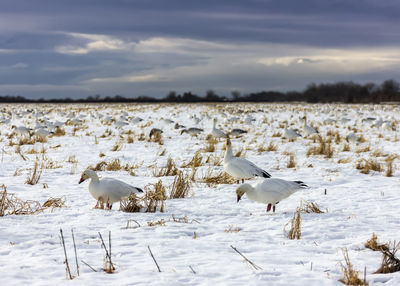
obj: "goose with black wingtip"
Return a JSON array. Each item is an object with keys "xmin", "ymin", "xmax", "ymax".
[
  {"xmin": 78, "ymin": 169, "xmax": 143, "ymax": 210},
  {"xmin": 236, "ymin": 178, "xmax": 308, "ymax": 212},
  {"xmin": 224, "ymin": 138, "xmax": 271, "ymax": 183}
]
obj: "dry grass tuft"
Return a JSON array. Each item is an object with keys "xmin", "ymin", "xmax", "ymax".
[
  {"xmin": 147, "ymin": 219, "xmax": 166, "ymax": 227},
  {"xmin": 201, "ymin": 168, "xmax": 236, "ymax": 187},
  {"xmin": 120, "ymin": 194, "xmax": 143, "ymax": 213},
  {"xmin": 355, "ymin": 158, "xmax": 382, "ymax": 174},
  {"xmin": 25, "ymin": 159, "xmax": 44, "ymax": 185},
  {"xmin": 205, "ymin": 153, "xmax": 223, "ymax": 166},
  {"xmin": 182, "ymin": 150, "xmax": 203, "ymax": 168},
  {"xmin": 143, "ymin": 180, "xmax": 166, "ymax": 212},
  {"xmin": 365, "ymin": 233, "xmax": 389, "ymax": 252},
  {"xmin": 204, "ymin": 136, "xmax": 218, "ymax": 152},
  {"xmin": 385, "ymin": 155, "xmax": 397, "ymax": 177},
  {"xmin": 53, "ymin": 127, "xmax": 66, "ymax": 136},
  {"xmin": 355, "ymin": 145, "xmax": 370, "ymax": 153},
  {"xmin": 306, "ymin": 136, "xmax": 334, "ymax": 158},
  {"xmin": 234, "ymin": 147, "xmax": 246, "ymax": 158},
  {"xmin": 153, "ymin": 157, "xmax": 179, "ymax": 177},
  {"xmin": 106, "ymin": 159, "xmax": 122, "ymax": 171},
  {"xmin": 149, "ymin": 131, "xmax": 163, "ymax": 145},
  {"xmin": 272, "ymin": 131, "xmax": 282, "ymax": 137},
  {"xmin": 169, "ymin": 171, "xmax": 191, "ymax": 199},
  {"xmin": 286, "ymin": 209, "xmax": 301, "ymax": 240},
  {"xmin": 0, "ymin": 184, "xmax": 43, "ymax": 216},
  {"xmin": 121, "ymin": 180, "xmax": 166, "ymax": 213},
  {"xmin": 374, "ymin": 242, "xmax": 400, "ymax": 274},
  {"xmin": 42, "ymin": 197, "xmax": 66, "ymax": 211},
  {"xmin": 224, "ymin": 225, "xmax": 241, "ymax": 233},
  {"xmin": 111, "ymin": 140, "xmax": 123, "ymax": 151},
  {"xmin": 339, "ymin": 248, "xmax": 367, "ymax": 285},
  {"xmin": 342, "ymin": 143, "xmax": 350, "ymax": 152},
  {"xmin": 298, "ymin": 200, "xmax": 325, "ymax": 213},
  {"xmin": 286, "ymin": 155, "xmax": 296, "ymax": 168}
]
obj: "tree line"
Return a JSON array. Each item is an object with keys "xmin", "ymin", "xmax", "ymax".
[{"xmin": 0, "ymin": 79, "xmax": 399, "ymax": 103}]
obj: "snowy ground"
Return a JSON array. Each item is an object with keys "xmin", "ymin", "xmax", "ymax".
[{"xmin": 0, "ymin": 103, "xmax": 399, "ymax": 285}]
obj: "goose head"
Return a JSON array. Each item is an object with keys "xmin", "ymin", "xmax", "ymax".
[
  {"xmin": 79, "ymin": 169, "xmax": 96, "ymax": 184},
  {"xmin": 235, "ymin": 184, "xmax": 253, "ymax": 203}
]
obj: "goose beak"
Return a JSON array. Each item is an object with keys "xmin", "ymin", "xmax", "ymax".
[
  {"xmin": 236, "ymin": 194, "xmax": 242, "ymax": 203},
  {"xmin": 78, "ymin": 177, "xmax": 85, "ymax": 184}
]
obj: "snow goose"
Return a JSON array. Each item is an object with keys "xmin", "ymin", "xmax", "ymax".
[
  {"xmin": 236, "ymin": 179, "xmax": 308, "ymax": 212},
  {"xmin": 346, "ymin": 132, "xmax": 357, "ymax": 143},
  {"xmin": 224, "ymin": 138, "xmax": 271, "ymax": 183},
  {"xmin": 181, "ymin": 127, "xmax": 204, "ymax": 136},
  {"xmin": 229, "ymin": 128, "xmax": 247, "ymax": 138},
  {"xmin": 211, "ymin": 118, "xmax": 228, "ymax": 139},
  {"xmin": 302, "ymin": 116, "xmax": 318, "ymax": 136},
  {"xmin": 283, "ymin": 123, "xmax": 301, "ymax": 140},
  {"xmin": 78, "ymin": 169, "xmax": 143, "ymax": 210}
]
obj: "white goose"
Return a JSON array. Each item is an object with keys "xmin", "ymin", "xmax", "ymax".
[
  {"xmin": 302, "ymin": 116, "xmax": 318, "ymax": 136},
  {"xmin": 224, "ymin": 138, "xmax": 271, "ymax": 183},
  {"xmin": 283, "ymin": 122, "xmax": 301, "ymax": 140},
  {"xmin": 211, "ymin": 118, "xmax": 228, "ymax": 139},
  {"xmin": 78, "ymin": 169, "xmax": 143, "ymax": 209},
  {"xmin": 236, "ymin": 179, "xmax": 308, "ymax": 212}
]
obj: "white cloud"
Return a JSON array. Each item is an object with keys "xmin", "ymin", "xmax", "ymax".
[
  {"xmin": 55, "ymin": 32, "xmax": 131, "ymax": 55},
  {"xmin": 87, "ymin": 74, "xmax": 162, "ymax": 83}
]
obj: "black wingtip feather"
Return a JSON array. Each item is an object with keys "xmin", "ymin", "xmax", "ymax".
[
  {"xmin": 294, "ymin": 181, "xmax": 308, "ymax": 188},
  {"xmin": 136, "ymin": 187, "xmax": 144, "ymax": 193},
  {"xmin": 262, "ymin": 171, "xmax": 271, "ymax": 178}
]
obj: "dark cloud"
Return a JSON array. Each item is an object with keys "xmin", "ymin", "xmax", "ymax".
[{"xmin": 0, "ymin": 0, "xmax": 399, "ymax": 98}]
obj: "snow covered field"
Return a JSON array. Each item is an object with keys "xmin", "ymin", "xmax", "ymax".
[{"xmin": 0, "ymin": 102, "xmax": 399, "ymax": 285}]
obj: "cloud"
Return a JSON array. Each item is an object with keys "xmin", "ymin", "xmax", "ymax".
[{"xmin": 55, "ymin": 33, "xmax": 131, "ymax": 55}]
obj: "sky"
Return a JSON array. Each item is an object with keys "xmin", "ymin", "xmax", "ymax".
[{"xmin": 1, "ymin": 0, "xmax": 400, "ymax": 99}]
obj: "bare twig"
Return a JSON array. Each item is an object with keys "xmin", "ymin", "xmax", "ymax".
[
  {"xmin": 60, "ymin": 229, "xmax": 73, "ymax": 280},
  {"xmin": 148, "ymin": 245, "xmax": 161, "ymax": 272},
  {"xmin": 71, "ymin": 229, "xmax": 79, "ymax": 276},
  {"xmin": 81, "ymin": 260, "xmax": 97, "ymax": 272},
  {"xmin": 230, "ymin": 245, "xmax": 262, "ymax": 270},
  {"xmin": 98, "ymin": 232, "xmax": 115, "ymax": 271},
  {"xmin": 189, "ymin": 265, "xmax": 196, "ymax": 274}
]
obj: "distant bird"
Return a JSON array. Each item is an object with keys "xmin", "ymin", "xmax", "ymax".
[
  {"xmin": 181, "ymin": 127, "xmax": 204, "ymax": 136},
  {"xmin": 34, "ymin": 128, "xmax": 53, "ymax": 139},
  {"xmin": 283, "ymin": 123, "xmax": 301, "ymax": 140},
  {"xmin": 302, "ymin": 116, "xmax": 318, "ymax": 136},
  {"xmin": 149, "ymin": 128, "xmax": 163, "ymax": 139},
  {"xmin": 236, "ymin": 179, "xmax": 308, "ymax": 212},
  {"xmin": 228, "ymin": 128, "xmax": 247, "ymax": 137},
  {"xmin": 211, "ymin": 118, "xmax": 228, "ymax": 139},
  {"xmin": 78, "ymin": 169, "xmax": 143, "ymax": 210},
  {"xmin": 346, "ymin": 132, "xmax": 357, "ymax": 143},
  {"xmin": 174, "ymin": 122, "xmax": 185, "ymax": 129},
  {"xmin": 12, "ymin": 125, "xmax": 32, "ymax": 137},
  {"xmin": 224, "ymin": 138, "xmax": 271, "ymax": 183},
  {"xmin": 131, "ymin": 117, "xmax": 143, "ymax": 124}
]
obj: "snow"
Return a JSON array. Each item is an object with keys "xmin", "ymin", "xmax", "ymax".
[{"xmin": 0, "ymin": 103, "xmax": 399, "ymax": 285}]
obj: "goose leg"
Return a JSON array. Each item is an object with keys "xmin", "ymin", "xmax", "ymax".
[
  {"xmin": 236, "ymin": 180, "xmax": 239, "ymax": 184},
  {"xmin": 242, "ymin": 179, "xmax": 244, "ymax": 183},
  {"xmin": 273, "ymin": 205, "xmax": 276, "ymax": 213},
  {"xmin": 266, "ymin": 203, "xmax": 272, "ymax": 212}
]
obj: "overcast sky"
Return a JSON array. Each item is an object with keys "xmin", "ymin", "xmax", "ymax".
[{"xmin": 1, "ymin": 0, "xmax": 399, "ymax": 99}]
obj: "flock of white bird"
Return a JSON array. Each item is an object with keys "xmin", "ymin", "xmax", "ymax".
[{"xmin": 2, "ymin": 104, "xmax": 397, "ymax": 214}]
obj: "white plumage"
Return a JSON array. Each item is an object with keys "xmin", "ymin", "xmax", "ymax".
[
  {"xmin": 79, "ymin": 169, "xmax": 143, "ymax": 209},
  {"xmin": 283, "ymin": 123, "xmax": 301, "ymax": 140},
  {"xmin": 236, "ymin": 178, "xmax": 308, "ymax": 212},
  {"xmin": 211, "ymin": 118, "xmax": 228, "ymax": 139},
  {"xmin": 224, "ymin": 138, "xmax": 271, "ymax": 183}
]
